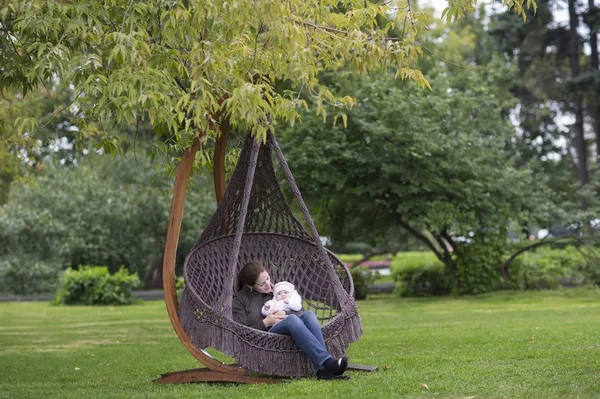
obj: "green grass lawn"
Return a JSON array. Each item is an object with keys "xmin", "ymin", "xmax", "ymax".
[
  {"xmin": 373, "ymin": 273, "xmax": 395, "ymax": 283},
  {"xmin": 1, "ymin": 289, "xmax": 599, "ymax": 399}
]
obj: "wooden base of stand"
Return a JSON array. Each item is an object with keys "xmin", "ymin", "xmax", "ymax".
[
  {"xmin": 154, "ymin": 363, "xmax": 378, "ymax": 385},
  {"xmin": 153, "ymin": 367, "xmax": 286, "ymax": 384},
  {"xmin": 348, "ymin": 363, "xmax": 378, "ymax": 372}
]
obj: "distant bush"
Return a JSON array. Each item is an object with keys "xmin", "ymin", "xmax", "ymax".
[
  {"xmin": 385, "ymin": 246, "xmax": 600, "ymax": 296},
  {"xmin": 54, "ymin": 266, "xmax": 140, "ymax": 305},
  {"xmin": 510, "ymin": 246, "xmax": 596, "ymax": 290},
  {"xmin": 0, "ymin": 154, "xmax": 216, "ymax": 293},
  {"xmin": 176, "ymin": 275, "xmax": 185, "ymax": 296},
  {"xmin": 391, "ymin": 252, "xmax": 453, "ymax": 296},
  {"xmin": 176, "ymin": 276, "xmax": 185, "ymax": 290},
  {"xmin": 337, "ymin": 254, "xmax": 392, "ymax": 265},
  {"xmin": 0, "ymin": 256, "xmax": 63, "ymax": 295},
  {"xmin": 453, "ymin": 237, "xmax": 507, "ymax": 295},
  {"xmin": 337, "ymin": 254, "xmax": 363, "ymax": 264},
  {"xmin": 349, "ymin": 266, "xmax": 378, "ymax": 300}
]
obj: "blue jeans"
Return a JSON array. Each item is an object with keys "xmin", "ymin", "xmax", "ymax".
[{"xmin": 269, "ymin": 311, "xmax": 332, "ymax": 370}]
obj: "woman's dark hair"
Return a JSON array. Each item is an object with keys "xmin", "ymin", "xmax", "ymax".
[{"xmin": 237, "ymin": 261, "xmax": 266, "ymax": 291}]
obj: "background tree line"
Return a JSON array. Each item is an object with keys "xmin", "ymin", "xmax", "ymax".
[
  {"xmin": 2, "ymin": 0, "xmax": 597, "ymax": 295},
  {"xmin": 278, "ymin": 1, "xmax": 599, "ymax": 294}
]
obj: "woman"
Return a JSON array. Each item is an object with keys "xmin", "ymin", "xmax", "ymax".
[{"xmin": 232, "ymin": 261, "xmax": 350, "ymax": 380}]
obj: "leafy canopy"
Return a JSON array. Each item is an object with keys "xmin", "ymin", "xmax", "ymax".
[
  {"xmin": 280, "ymin": 61, "xmax": 552, "ymax": 245},
  {"xmin": 0, "ymin": 152, "xmax": 216, "ymax": 294},
  {"xmin": 1, "ymin": 0, "xmax": 536, "ymax": 156},
  {"xmin": 279, "ymin": 64, "xmax": 556, "ymax": 294}
]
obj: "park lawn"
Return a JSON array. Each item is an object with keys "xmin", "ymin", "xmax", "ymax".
[
  {"xmin": 373, "ymin": 273, "xmax": 395, "ymax": 283},
  {"xmin": 1, "ymin": 289, "xmax": 599, "ymax": 399}
]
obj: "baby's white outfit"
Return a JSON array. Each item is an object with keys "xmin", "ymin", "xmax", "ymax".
[{"xmin": 261, "ymin": 282, "xmax": 302, "ymax": 316}]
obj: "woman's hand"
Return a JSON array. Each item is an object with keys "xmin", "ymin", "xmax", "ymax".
[{"xmin": 263, "ymin": 310, "xmax": 287, "ymax": 327}]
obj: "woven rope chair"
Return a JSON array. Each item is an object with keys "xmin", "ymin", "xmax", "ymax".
[{"xmin": 156, "ymin": 128, "xmax": 371, "ymax": 384}]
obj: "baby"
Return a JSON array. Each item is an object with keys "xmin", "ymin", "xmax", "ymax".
[{"xmin": 261, "ymin": 281, "xmax": 302, "ymax": 316}]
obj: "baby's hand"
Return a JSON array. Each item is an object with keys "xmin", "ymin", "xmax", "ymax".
[
  {"xmin": 271, "ymin": 310, "xmax": 287, "ymax": 320},
  {"xmin": 284, "ymin": 299, "xmax": 289, "ymax": 304},
  {"xmin": 264, "ymin": 304, "xmax": 271, "ymax": 310}
]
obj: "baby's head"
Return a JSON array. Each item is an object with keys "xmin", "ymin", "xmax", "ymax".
[{"xmin": 273, "ymin": 282, "xmax": 294, "ymax": 301}]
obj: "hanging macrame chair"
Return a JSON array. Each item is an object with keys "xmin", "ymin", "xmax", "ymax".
[
  {"xmin": 176, "ymin": 131, "xmax": 362, "ymax": 377},
  {"xmin": 156, "ymin": 120, "xmax": 375, "ymax": 384}
]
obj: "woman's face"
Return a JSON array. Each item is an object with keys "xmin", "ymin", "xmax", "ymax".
[{"xmin": 251, "ymin": 271, "xmax": 272, "ymax": 294}]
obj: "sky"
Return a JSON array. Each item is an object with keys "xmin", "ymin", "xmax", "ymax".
[{"xmin": 420, "ymin": 0, "xmax": 570, "ymax": 24}]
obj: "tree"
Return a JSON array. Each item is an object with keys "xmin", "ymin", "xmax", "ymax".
[
  {"xmin": 279, "ymin": 59, "xmax": 556, "ymax": 294},
  {"xmin": 485, "ymin": 0, "xmax": 600, "ymax": 248},
  {"xmin": 487, "ymin": 1, "xmax": 571, "ymax": 167},
  {"xmin": 0, "ymin": 83, "xmax": 82, "ymax": 203},
  {"xmin": 1, "ymin": 0, "xmax": 536, "ymax": 159},
  {"xmin": 567, "ymin": 0, "xmax": 590, "ymax": 187},
  {"xmin": 0, "ymin": 152, "xmax": 216, "ymax": 294},
  {"xmin": 583, "ymin": 0, "xmax": 600, "ymax": 164},
  {"xmin": 489, "ymin": 0, "xmax": 598, "ymax": 189}
]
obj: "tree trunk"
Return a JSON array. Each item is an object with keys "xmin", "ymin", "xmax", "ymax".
[
  {"xmin": 145, "ymin": 256, "xmax": 164, "ymax": 289},
  {"xmin": 595, "ymin": 105, "xmax": 600, "ymax": 165},
  {"xmin": 433, "ymin": 233, "xmax": 461, "ymax": 288},
  {"xmin": 397, "ymin": 220, "xmax": 461, "ymax": 289},
  {"xmin": 591, "ymin": 0, "xmax": 600, "ymax": 74},
  {"xmin": 568, "ymin": 0, "xmax": 590, "ymax": 186},
  {"xmin": 588, "ymin": 0, "xmax": 600, "ymax": 164}
]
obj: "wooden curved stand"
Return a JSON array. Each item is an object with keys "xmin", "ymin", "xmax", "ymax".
[
  {"xmin": 155, "ymin": 128, "xmax": 281, "ymax": 384},
  {"xmin": 155, "ymin": 127, "xmax": 376, "ymax": 384}
]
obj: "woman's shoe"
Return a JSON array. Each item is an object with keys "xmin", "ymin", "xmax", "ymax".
[
  {"xmin": 322, "ymin": 356, "xmax": 349, "ymax": 376},
  {"xmin": 337, "ymin": 356, "xmax": 349, "ymax": 375},
  {"xmin": 316, "ymin": 369, "xmax": 351, "ymax": 380}
]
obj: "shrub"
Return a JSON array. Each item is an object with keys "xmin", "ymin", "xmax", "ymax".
[
  {"xmin": 510, "ymin": 246, "xmax": 592, "ymax": 290},
  {"xmin": 349, "ymin": 266, "xmax": 378, "ymax": 300},
  {"xmin": 176, "ymin": 275, "xmax": 185, "ymax": 296},
  {"xmin": 54, "ymin": 266, "xmax": 140, "ymax": 305},
  {"xmin": 585, "ymin": 252, "xmax": 600, "ymax": 286},
  {"xmin": 337, "ymin": 254, "xmax": 363, "ymax": 265},
  {"xmin": 0, "ymin": 256, "xmax": 63, "ymax": 295},
  {"xmin": 0, "ymin": 155, "xmax": 216, "ymax": 290},
  {"xmin": 391, "ymin": 252, "xmax": 453, "ymax": 296},
  {"xmin": 176, "ymin": 276, "xmax": 186, "ymax": 290},
  {"xmin": 454, "ymin": 237, "xmax": 507, "ymax": 295},
  {"xmin": 337, "ymin": 253, "xmax": 391, "ymax": 265}
]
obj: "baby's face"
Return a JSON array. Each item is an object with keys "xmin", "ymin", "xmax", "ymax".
[{"xmin": 275, "ymin": 290, "xmax": 291, "ymax": 301}]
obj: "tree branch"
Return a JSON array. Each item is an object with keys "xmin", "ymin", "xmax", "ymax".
[
  {"xmin": 397, "ymin": 219, "xmax": 443, "ymax": 262},
  {"xmin": 39, "ymin": 89, "xmax": 84, "ymax": 130},
  {"xmin": 433, "ymin": 232, "xmax": 460, "ymax": 287},
  {"xmin": 349, "ymin": 248, "xmax": 390, "ymax": 269},
  {"xmin": 244, "ymin": 25, "xmax": 262, "ymax": 76},
  {"xmin": 120, "ymin": 0, "xmax": 135, "ymax": 32},
  {"xmin": 499, "ymin": 234, "xmax": 583, "ymax": 286},
  {"xmin": 174, "ymin": 76, "xmax": 187, "ymax": 92},
  {"xmin": 440, "ymin": 228, "xmax": 457, "ymax": 252},
  {"xmin": 414, "ymin": 35, "xmax": 473, "ymax": 69},
  {"xmin": 300, "ymin": 20, "xmax": 404, "ymax": 42},
  {"xmin": 302, "ymin": 21, "xmax": 346, "ymax": 35}
]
